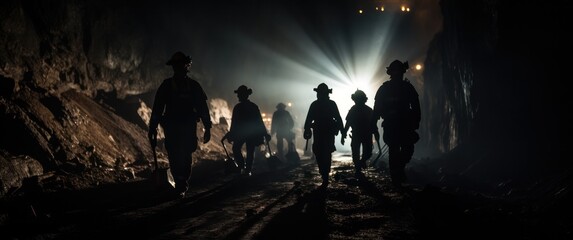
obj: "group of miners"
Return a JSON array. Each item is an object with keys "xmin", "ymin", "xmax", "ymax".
[{"xmin": 148, "ymin": 51, "xmax": 421, "ymax": 198}]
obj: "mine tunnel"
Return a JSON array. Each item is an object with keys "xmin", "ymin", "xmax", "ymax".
[{"xmin": 0, "ymin": 0, "xmax": 571, "ymax": 239}]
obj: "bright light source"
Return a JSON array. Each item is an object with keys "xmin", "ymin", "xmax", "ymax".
[
  {"xmin": 261, "ymin": 113, "xmax": 266, "ymax": 117},
  {"xmin": 232, "ymin": 10, "xmax": 395, "ymax": 151},
  {"xmin": 381, "ymin": 6, "xmax": 385, "ymax": 11},
  {"xmin": 358, "ymin": 9, "xmax": 363, "ymax": 14},
  {"xmin": 287, "ymin": 102, "xmax": 292, "ymax": 107},
  {"xmin": 415, "ymin": 64, "xmax": 422, "ymax": 70},
  {"xmin": 407, "ymin": 7, "xmax": 411, "ymax": 12},
  {"xmin": 401, "ymin": 6, "xmax": 406, "ymax": 11},
  {"xmin": 375, "ymin": 7, "xmax": 379, "ymax": 11}
]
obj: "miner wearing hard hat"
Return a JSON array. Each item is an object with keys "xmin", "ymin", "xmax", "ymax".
[
  {"xmin": 148, "ymin": 51, "xmax": 212, "ymax": 198},
  {"xmin": 341, "ymin": 89, "xmax": 378, "ymax": 177},
  {"xmin": 303, "ymin": 83, "xmax": 344, "ymax": 187},
  {"xmin": 224, "ymin": 85, "xmax": 271, "ymax": 176},
  {"xmin": 271, "ymin": 102, "xmax": 295, "ymax": 162},
  {"xmin": 371, "ymin": 59, "xmax": 421, "ymax": 187}
]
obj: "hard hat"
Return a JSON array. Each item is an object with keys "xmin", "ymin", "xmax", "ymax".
[
  {"xmin": 351, "ymin": 89, "xmax": 367, "ymax": 102},
  {"xmin": 313, "ymin": 83, "xmax": 332, "ymax": 94},
  {"xmin": 386, "ymin": 59, "xmax": 409, "ymax": 74},
  {"xmin": 166, "ymin": 51, "xmax": 191, "ymax": 66},
  {"xmin": 234, "ymin": 85, "xmax": 252, "ymax": 95},
  {"xmin": 276, "ymin": 103, "xmax": 286, "ymax": 109}
]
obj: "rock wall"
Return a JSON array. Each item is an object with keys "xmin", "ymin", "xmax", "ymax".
[
  {"xmin": 0, "ymin": 81, "xmax": 150, "ymax": 195},
  {"xmin": 419, "ymin": 0, "xmax": 573, "ymax": 186},
  {"xmin": 0, "ymin": 80, "xmax": 229, "ymax": 197},
  {"xmin": 0, "ymin": 0, "xmax": 171, "ymax": 98}
]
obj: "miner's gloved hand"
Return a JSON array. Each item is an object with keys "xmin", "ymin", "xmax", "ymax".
[
  {"xmin": 303, "ymin": 129, "xmax": 312, "ymax": 140},
  {"xmin": 203, "ymin": 127, "xmax": 211, "ymax": 144},
  {"xmin": 264, "ymin": 133, "xmax": 272, "ymax": 143},
  {"xmin": 148, "ymin": 128, "xmax": 157, "ymax": 148}
]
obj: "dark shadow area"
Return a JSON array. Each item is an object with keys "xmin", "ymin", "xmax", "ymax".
[
  {"xmin": 252, "ymin": 187, "xmax": 329, "ymax": 240},
  {"xmin": 411, "ymin": 184, "xmax": 572, "ymax": 240},
  {"xmin": 94, "ymin": 89, "xmax": 155, "ymax": 130}
]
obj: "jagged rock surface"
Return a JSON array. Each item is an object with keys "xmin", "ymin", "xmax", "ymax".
[{"xmin": 0, "ymin": 83, "xmax": 228, "ymax": 197}]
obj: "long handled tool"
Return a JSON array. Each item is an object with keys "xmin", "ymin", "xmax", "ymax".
[
  {"xmin": 152, "ymin": 145, "xmax": 158, "ymax": 171},
  {"xmin": 150, "ymin": 141, "xmax": 175, "ymax": 189},
  {"xmin": 284, "ymin": 139, "xmax": 300, "ymax": 165},
  {"xmin": 369, "ymin": 140, "xmax": 382, "ymax": 168},
  {"xmin": 369, "ymin": 140, "xmax": 388, "ymax": 168},
  {"xmin": 221, "ymin": 138, "xmax": 239, "ymax": 174},
  {"xmin": 265, "ymin": 139, "xmax": 281, "ymax": 171}
]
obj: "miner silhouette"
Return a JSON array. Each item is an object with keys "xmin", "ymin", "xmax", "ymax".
[
  {"xmin": 271, "ymin": 102, "xmax": 296, "ymax": 163},
  {"xmin": 341, "ymin": 89, "xmax": 378, "ymax": 177},
  {"xmin": 372, "ymin": 60, "xmax": 421, "ymax": 187},
  {"xmin": 148, "ymin": 51, "xmax": 212, "ymax": 198},
  {"xmin": 223, "ymin": 85, "xmax": 271, "ymax": 176},
  {"xmin": 303, "ymin": 83, "xmax": 344, "ymax": 187}
]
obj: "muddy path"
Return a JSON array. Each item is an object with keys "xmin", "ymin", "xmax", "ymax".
[
  {"xmin": 1, "ymin": 153, "xmax": 416, "ymax": 239},
  {"xmin": 2, "ymin": 153, "xmax": 566, "ymax": 240}
]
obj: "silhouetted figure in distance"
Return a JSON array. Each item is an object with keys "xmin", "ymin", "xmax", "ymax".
[
  {"xmin": 372, "ymin": 60, "xmax": 421, "ymax": 187},
  {"xmin": 271, "ymin": 102, "xmax": 295, "ymax": 162},
  {"xmin": 148, "ymin": 51, "xmax": 212, "ymax": 198},
  {"xmin": 223, "ymin": 85, "xmax": 271, "ymax": 176},
  {"xmin": 304, "ymin": 83, "xmax": 344, "ymax": 187},
  {"xmin": 341, "ymin": 89, "xmax": 379, "ymax": 177}
]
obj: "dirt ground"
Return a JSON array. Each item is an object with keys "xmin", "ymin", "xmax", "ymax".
[{"xmin": 0, "ymin": 152, "xmax": 570, "ymax": 240}]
